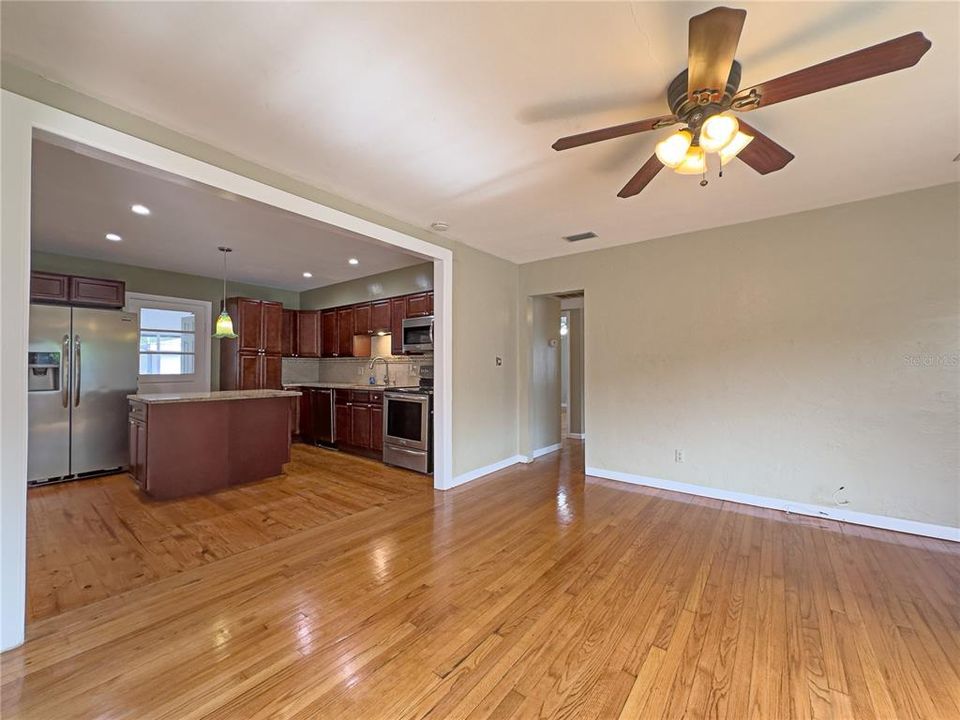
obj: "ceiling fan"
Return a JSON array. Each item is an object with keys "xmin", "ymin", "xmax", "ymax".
[{"xmin": 552, "ymin": 6, "xmax": 932, "ymax": 197}]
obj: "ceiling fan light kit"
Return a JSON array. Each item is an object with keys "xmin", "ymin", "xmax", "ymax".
[{"xmin": 551, "ymin": 6, "xmax": 932, "ymax": 198}]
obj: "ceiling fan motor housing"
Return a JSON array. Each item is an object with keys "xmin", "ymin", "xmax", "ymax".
[{"xmin": 668, "ymin": 60, "xmax": 742, "ymax": 129}]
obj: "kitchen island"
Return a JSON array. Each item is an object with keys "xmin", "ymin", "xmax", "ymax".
[{"xmin": 127, "ymin": 389, "xmax": 300, "ymax": 499}]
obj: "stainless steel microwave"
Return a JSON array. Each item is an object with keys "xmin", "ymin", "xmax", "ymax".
[{"xmin": 401, "ymin": 315, "xmax": 433, "ymax": 354}]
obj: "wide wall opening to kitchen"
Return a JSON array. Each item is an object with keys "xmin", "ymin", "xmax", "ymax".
[{"xmin": 1, "ymin": 94, "xmax": 452, "ymax": 647}]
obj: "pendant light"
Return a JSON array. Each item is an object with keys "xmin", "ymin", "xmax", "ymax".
[{"xmin": 213, "ymin": 246, "xmax": 238, "ymax": 339}]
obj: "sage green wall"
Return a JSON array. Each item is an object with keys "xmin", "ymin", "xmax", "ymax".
[
  {"xmin": 520, "ymin": 184, "xmax": 960, "ymax": 528},
  {"xmin": 31, "ymin": 251, "xmax": 299, "ymax": 390},
  {"xmin": 7, "ymin": 67, "xmax": 519, "ymax": 478},
  {"xmin": 300, "ymin": 262, "xmax": 433, "ymax": 309}
]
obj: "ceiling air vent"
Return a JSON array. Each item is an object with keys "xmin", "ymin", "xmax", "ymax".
[{"xmin": 563, "ymin": 231, "xmax": 597, "ymax": 243}]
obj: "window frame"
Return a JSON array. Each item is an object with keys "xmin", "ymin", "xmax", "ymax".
[{"xmin": 125, "ymin": 292, "xmax": 212, "ymax": 394}]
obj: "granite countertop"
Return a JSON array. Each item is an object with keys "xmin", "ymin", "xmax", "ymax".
[
  {"xmin": 283, "ymin": 382, "xmax": 409, "ymax": 391},
  {"xmin": 128, "ymin": 389, "xmax": 301, "ymax": 405}
]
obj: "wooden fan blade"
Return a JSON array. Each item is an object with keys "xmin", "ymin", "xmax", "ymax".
[
  {"xmin": 552, "ymin": 115, "xmax": 676, "ymax": 151},
  {"xmin": 736, "ymin": 120, "xmax": 794, "ymax": 174},
  {"xmin": 618, "ymin": 155, "xmax": 663, "ymax": 198},
  {"xmin": 688, "ymin": 7, "xmax": 747, "ymax": 104},
  {"xmin": 731, "ymin": 32, "xmax": 931, "ymax": 111}
]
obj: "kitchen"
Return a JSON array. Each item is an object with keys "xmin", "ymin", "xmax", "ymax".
[{"xmin": 24, "ymin": 132, "xmax": 439, "ymax": 620}]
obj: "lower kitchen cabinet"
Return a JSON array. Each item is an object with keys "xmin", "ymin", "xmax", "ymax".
[
  {"xmin": 331, "ymin": 389, "xmax": 383, "ymax": 458},
  {"xmin": 335, "ymin": 401, "xmax": 353, "ymax": 446},
  {"xmin": 371, "ymin": 406, "xmax": 383, "ymax": 452}
]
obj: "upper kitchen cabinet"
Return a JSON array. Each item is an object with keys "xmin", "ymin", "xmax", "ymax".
[
  {"xmin": 390, "ymin": 297, "xmax": 406, "ymax": 355},
  {"xmin": 227, "ymin": 297, "xmax": 282, "ymax": 354},
  {"xmin": 220, "ymin": 297, "xmax": 284, "ymax": 390},
  {"xmin": 296, "ymin": 310, "xmax": 320, "ymax": 358},
  {"xmin": 371, "ymin": 300, "xmax": 391, "ymax": 333},
  {"xmin": 30, "ymin": 271, "xmax": 70, "ymax": 304},
  {"xmin": 337, "ymin": 307, "xmax": 355, "ymax": 357},
  {"xmin": 405, "ymin": 292, "xmax": 432, "ymax": 318},
  {"xmin": 321, "ymin": 309, "xmax": 339, "ymax": 357},
  {"xmin": 30, "ymin": 271, "xmax": 125, "ymax": 309},
  {"xmin": 353, "ymin": 303, "xmax": 371, "ymax": 335},
  {"xmin": 70, "ymin": 276, "xmax": 126, "ymax": 309},
  {"xmin": 281, "ymin": 309, "xmax": 298, "ymax": 356}
]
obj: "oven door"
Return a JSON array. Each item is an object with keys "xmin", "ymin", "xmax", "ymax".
[
  {"xmin": 384, "ymin": 393, "xmax": 429, "ymax": 451},
  {"xmin": 401, "ymin": 317, "xmax": 433, "ymax": 354}
]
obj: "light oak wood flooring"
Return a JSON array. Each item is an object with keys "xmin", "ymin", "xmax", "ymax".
[{"xmin": 3, "ymin": 440, "xmax": 959, "ymax": 719}]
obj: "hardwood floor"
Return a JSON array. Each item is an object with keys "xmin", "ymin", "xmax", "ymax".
[
  {"xmin": 4, "ymin": 440, "xmax": 959, "ymax": 719},
  {"xmin": 25, "ymin": 444, "xmax": 430, "ymax": 621}
]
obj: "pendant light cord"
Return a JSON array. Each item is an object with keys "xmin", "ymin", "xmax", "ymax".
[{"xmin": 222, "ymin": 249, "xmax": 227, "ymax": 312}]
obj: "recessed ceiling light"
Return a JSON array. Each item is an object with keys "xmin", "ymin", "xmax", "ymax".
[
  {"xmin": 302, "ymin": 272, "xmax": 313, "ymax": 278},
  {"xmin": 105, "ymin": 233, "xmax": 122, "ymax": 242},
  {"xmin": 348, "ymin": 258, "xmax": 359, "ymax": 265},
  {"xmin": 430, "ymin": 221, "xmax": 449, "ymax": 232},
  {"xmin": 131, "ymin": 204, "xmax": 151, "ymax": 216}
]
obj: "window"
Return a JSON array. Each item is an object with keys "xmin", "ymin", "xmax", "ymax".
[
  {"xmin": 138, "ymin": 308, "xmax": 197, "ymax": 375},
  {"xmin": 125, "ymin": 293, "xmax": 211, "ymax": 393}
]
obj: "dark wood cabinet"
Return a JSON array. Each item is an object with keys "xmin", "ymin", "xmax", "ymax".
[
  {"xmin": 238, "ymin": 353, "xmax": 261, "ymax": 389},
  {"xmin": 235, "ymin": 298, "xmax": 265, "ymax": 353},
  {"xmin": 30, "ymin": 271, "xmax": 124, "ymax": 308},
  {"xmin": 405, "ymin": 292, "xmax": 431, "ymax": 318},
  {"xmin": 221, "ymin": 298, "xmax": 284, "ymax": 390},
  {"xmin": 69, "ymin": 275, "xmax": 126, "ymax": 308},
  {"xmin": 337, "ymin": 307, "xmax": 355, "ymax": 358},
  {"xmin": 298, "ymin": 391, "xmax": 312, "ymax": 440},
  {"xmin": 335, "ymin": 401, "xmax": 353, "ymax": 446},
  {"xmin": 321, "ymin": 310, "xmax": 339, "ymax": 357},
  {"xmin": 281, "ymin": 309, "xmax": 298, "ymax": 356},
  {"xmin": 330, "ymin": 389, "xmax": 382, "ymax": 457},
  {"xmin": 370, "ymin": 406, "xmax": 383, "ymax": 452},
  {"xmin": 262, "ymin": 302, "xmax": 283, "ymax": 355},
  {"xmin": 262, "ymin": 354, "xmax": 282, "ymax": 390},
  {"xmin": 127, "ymin": 396, "xmax": 292, "ymax": 500},
  {"xmin": 351, "ymin": 404, "xmax": 371, "ymax": 449},
  {"xmin": 371, "ymin": 300, "xmax": 391, "ymax": 333},
  {"xmin": 30, "ymin": 272, "xmax": 71, "ymax": 304},
  {"xmin": 354, "ymin": 303, "xmax": 371, "ymax": 335},
  {"xmin": 390, "ymin": 297, "xmax": 406, "ymax": 355},
  {"xmin": 296, "ymin": 310, "xmax": 320, "ymax": 358}
]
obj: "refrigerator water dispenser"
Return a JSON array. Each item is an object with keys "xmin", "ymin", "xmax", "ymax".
[{"xmin": 28, "ymin": 351, "xmax": 61, "ymax": 392}]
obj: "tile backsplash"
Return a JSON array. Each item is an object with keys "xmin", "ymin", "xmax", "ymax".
[{"xmin": 282, "ymin": 355, "xmax": 428, "ymax": 387}]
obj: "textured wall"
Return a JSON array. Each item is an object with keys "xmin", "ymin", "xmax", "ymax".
[{"xmin": 521, "ymin": 184, "xmax": 960, "ymax": 528}]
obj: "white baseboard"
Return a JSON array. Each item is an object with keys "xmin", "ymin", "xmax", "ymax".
[
  {"xmin": 567, "ymin": 433, "xmax": 585, "ymax": 440},
  {"xmin": 448, "ymin": 455, "xmax": 525, "ymax": 489},
  {"xmin": 585, "ymin": 466, "xmax": 960, "ymax": 542},
  {"xmin": 532, "ymin": 443, "xmax": 561, "ymax": 459}
]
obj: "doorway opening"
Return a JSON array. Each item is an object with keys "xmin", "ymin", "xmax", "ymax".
[{"xmin": 1, "ymin": 93, "xmax": 453, "ymax": 648}]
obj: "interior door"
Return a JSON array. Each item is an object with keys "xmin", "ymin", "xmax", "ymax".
[{"xmin": 70, "ymin": 307, "xmax": 139, "ymax": 476}]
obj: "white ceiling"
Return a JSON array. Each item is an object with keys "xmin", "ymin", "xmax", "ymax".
[
  {"xmin": 30, "ymin": 137, "xmax": 426, "ymax": 291},
  {"xmin": 4, "ymin": 2, "xmax": 958, "ymax": 264}
]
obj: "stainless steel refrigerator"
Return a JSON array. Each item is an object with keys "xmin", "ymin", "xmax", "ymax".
[{"xmin": 28, "ymin": 304, "xmax": 139, "ymax": 485}]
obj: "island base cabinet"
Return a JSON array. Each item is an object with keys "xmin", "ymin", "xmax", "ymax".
[{"xmin": 129, "ymin": 397, "xmax": 292, "ymax": 500}]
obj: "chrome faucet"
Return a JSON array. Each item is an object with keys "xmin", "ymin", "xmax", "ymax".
[{"xmin": 369, "ymin": 356, "xmax": 391, "ymax": 386}]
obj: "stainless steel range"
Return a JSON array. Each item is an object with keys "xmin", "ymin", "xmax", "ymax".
[{"xmin": 383, "ymin": 365, "xmax": 433, "ymax": 474}]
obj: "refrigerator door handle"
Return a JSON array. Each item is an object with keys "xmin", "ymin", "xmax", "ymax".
[
  {"xmin": 61, "ymin": 334, "xmax": 71, "ymax": 408},
  {"xmin": 73, "ymin": 334, "xmax": 81, "ymax": 407}
]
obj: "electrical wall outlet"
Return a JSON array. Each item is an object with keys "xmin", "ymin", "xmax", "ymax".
[
  {"xmin": 675, "ymin": 449, "xmax": 684, "ymax": 463},
  {"xmin": 357, "ymin": 366, "xmax": 365, "ymax": 376}
]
